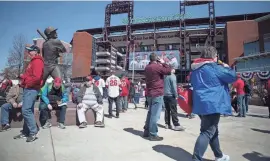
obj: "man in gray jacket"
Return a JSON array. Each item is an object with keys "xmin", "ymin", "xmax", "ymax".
[
  {"xmin": 76, "ymin": 76, "xmax": 105, "ymax": 128},
  {"xmin": 164, "ymin": 69, "xmax": 185, "ymax": 131}
]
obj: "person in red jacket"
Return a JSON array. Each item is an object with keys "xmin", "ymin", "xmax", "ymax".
[
  {"xmin": 233, "ymin": 74, "xmax": 246, "ymax": 117},
  {"xmin": 0, "ymin": 78, "xmax": 13, "ymax": 95},
  {"xmin": 13, "ymin": 45, "xmax": 44, "ymax": 142},
  {"xmin": 119, "ymin": 75, "xmax": 130, "ymax": 112}
]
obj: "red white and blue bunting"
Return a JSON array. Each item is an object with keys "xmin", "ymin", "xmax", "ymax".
[
  {"xmin": 256, "ymin": 71, "xmax": 270, "ymax": 80},
  {"xmin": 239, "ymin": 71, "xmax": 270, "ymax": 80},
  {"xmin": 241, "ymin": 72, "xmax": 254, "ymax": 81}
]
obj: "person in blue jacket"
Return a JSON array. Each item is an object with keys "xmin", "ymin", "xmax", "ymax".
[
  {"xmin": 39, "ymin": 78, "xmax": 69, "ymax": 129},
  {"xmin": 190, "ymin": 46, "xmax": 237, "ymax": 161}
]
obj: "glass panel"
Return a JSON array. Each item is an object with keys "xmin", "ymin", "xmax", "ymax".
[
  {"xmin": 264, "ymin": 37, "xmax": 270, "ymax": 52},
  {"xmin": 243, "ymin": 41, "xmax": 260, "ymax": 56}
]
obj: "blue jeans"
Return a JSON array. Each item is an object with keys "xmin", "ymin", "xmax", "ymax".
[
  {"xmin": 237, "ymin": 94, "xmax": 246, "ymax": 117},
  {"xmin": 143, "ymin": 96, "xmax": 163, "ymax": 136},
  {"xmin": 120, "ymin": 96, "xmax": 128, "ymax": 110},
  {"xmin": 245, "ymin": 95, "xmax": 250, "ymax": 112},
  {"xmin": 21, "ymin": 89, "xmax": 39, "ymax": 136},
  {"xmin": 134, "ymin": 93, "xmax": 140, "ymax": 104},
  {"xmin": 192, "ymin": 113, "xmax": 223, "ymax": 161},
  {"xmin": 1, "ymin": 103, "xmax": 13, "ymax": 125},
  {"xmin": 39, "ymin": 102, "xmax": 67, "ymax": 126}
]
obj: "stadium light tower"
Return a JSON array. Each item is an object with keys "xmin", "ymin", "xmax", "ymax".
[{"xmin": 102, "ymin": 1, "xmax": 134, "ymax": 70}]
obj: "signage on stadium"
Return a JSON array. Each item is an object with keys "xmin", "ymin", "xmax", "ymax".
[
  {"xmin": 122, "ymin": 14, "xmax": 191, "ymax": 25},
  {"xmin": 128, "ymin": 50, "xmax": 181, "ymax": 71}
]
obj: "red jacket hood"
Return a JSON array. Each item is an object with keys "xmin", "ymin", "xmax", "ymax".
[
  {"xmin": 191, "ymin": 58, "xmax": 215, "ymax": 70},
  {"xmin": 31, "ymin": 55, "xmax": 44, "ymax": 62}
]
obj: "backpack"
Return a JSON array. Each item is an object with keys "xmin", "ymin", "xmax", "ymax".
[{"xmin": 244, "ymin": 84, "xmax": 251, "ymax": 94}]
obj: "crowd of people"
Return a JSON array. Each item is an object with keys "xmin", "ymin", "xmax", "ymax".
[{"xmin": 0, "ymin": 34, "xmax": 269, "ymax": 161}]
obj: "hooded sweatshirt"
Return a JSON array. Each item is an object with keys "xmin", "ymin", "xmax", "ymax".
[
  {"xmin": 190, "ymin": 58, "xmax": 237, "ymax": 115},
  {"xmin": 164, "ymin": 73, "xmax": 178, "ymax": 97},
  {"xmin": 21, "ymin": 55, "xmax": 44, "ymax": 90}
]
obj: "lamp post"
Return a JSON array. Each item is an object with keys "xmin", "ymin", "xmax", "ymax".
[{"xmin": 128, "ymin": 39, "xmax": 138, "ymax": 83}]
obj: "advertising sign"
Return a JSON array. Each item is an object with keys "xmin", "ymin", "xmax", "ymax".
[{"xmin": 129, "ymin": 50, "xmax": 180, "ymax": 70}]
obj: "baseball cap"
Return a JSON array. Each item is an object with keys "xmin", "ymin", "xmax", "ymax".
[
  {"xmin": 86, "ymin": 75, "xmax": 93, "ymax": 81},
  {"xmin": 25, "ymin": 45, "xmax": 40, "ymax": 53},
  {"xmin": 53, "ymin": 77, "xmax": 62, "ymax": 87}
]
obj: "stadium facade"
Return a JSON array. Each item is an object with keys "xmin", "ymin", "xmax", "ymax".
[{"xmin": 70, "ymin": 1, "xmax": 270, "ymax": 82}]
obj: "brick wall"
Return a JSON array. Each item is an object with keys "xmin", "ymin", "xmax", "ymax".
[
  {"xmin": 71, "ymin": 32, "xmax": 93, "ymax": 78},
  {"xmin": 225, "ymin": 20, "xmax": 258, "ymax": 66}
]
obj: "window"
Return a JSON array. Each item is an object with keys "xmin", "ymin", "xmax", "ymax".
[
  {"xmin": 144, "ymin": 46, "xmax": 148, "ymax": 52},
  {"xmin": 264, "ymin": 33, "xmax": 270, "ymax": 52},
  {"xmin": 158, "ymin": 45, "xmax": 165, "ymax": 51},
  {"xmin": 243, "ymin": 41, "xmax": 259, "ymax": 56}
]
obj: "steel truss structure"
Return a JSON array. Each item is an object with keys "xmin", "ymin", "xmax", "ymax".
[
  {"xmin": 179, "ymin": 0, "xmax": 216, "ymax": 70},
  {"xmin": 102, "ymin": 0, "xmax": 134, "ymax": 70}
]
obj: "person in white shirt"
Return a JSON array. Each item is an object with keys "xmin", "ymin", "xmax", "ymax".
[
  {"xmin": 129, "ymin": 56, "xmax": 140, "ymax": 70},
  {"xmin": 76, "ymin": 76, "xmax": 105, "ymax": 128},
  {"xmin": 105, "ymin": 72, "xmax": 121, "ymax": 118},
  {"xmin": 139, "ymin": 54, "xmax": 150, "ymax": 69},
  {"xmin": 93, "ymin": 74, "xmax": 106, "ymax": 96}
]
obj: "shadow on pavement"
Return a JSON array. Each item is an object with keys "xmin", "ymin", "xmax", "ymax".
[
  {"xmin": 243, "ymin": 151, "xmax": 270, "ymax": 161},
  {"xmin": 123, "ymin": 128, "xmax": 148, "ymax": 140},
  {"xmin": 246, "ymin": 114, "xmax": 269, "ymax": 119},
  {"xmin": 251, "ymin": 128, "xmax": 270, "ymax": 134},
  {"xmin": 177, "ymin": 113, "xmax": 188, "ymax": 118},
  {"xmin": 104, "ymin": 114, "xmax": 111, "ymax": 118},
  {"xmin": 152, "ymin": 145, "xmax": 213, "ymax": 161}
]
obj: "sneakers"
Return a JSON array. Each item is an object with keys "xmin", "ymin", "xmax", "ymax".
[
  {"xmin": 0, "ymin": 124, "xmax": 11, "ymax": 132},
  {"xmin": 108, "ymin": 115, "xmax": 113, "ymax": 119},
  {"xmin": 79, "ymin": 122, "xmax": 87, "ymax": 128},
  {"xmin": 26, "ymin": 134, "xmax": 37, "ymax": 142},
  {"xmin": 94, "ymin": 121, "xmax": 105, "ymax": 128},
  {"xmin": 174, "ymin": 125, "xmax": 186, "ymax": 131},
  {"xmin": 143, "ymin": 132, "xmax": 149, "ymax": 138},
  {"xmin": 149, "ymin": 135, "xmax": 163, "ymax": 141},
  {"xmin": 42, "ymin": 121, "xmax": 52, "ymax": 129},
  {"xmin": 165, "ymin": 124, "xmax": 172, "ymax": 129},
  {"xmin": 13, "ymin": 133, "xmax": 27, "ymax": 140},
  {"xmin": 215, "ymin": 154, "xmax": 230, "ymax": 161},
  {"xmin": 58, "ymin": 123, "xmax": 66, "ymax": 129}
]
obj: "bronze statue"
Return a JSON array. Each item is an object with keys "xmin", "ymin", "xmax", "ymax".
[{"xmin": 42, "ymin": 27, "xmax": 67, "ymax": 83}]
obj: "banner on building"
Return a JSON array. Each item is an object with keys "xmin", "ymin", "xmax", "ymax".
[{"xmin": 128, "ymin": 50, "xmax": 180, "ymax": 70}]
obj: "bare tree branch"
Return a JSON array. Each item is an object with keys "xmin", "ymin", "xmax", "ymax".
[{"xmin": 6, "ymin": 34, "xmax": 27, "ymax": 77}]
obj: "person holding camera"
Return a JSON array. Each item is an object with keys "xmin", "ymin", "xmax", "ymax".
[
  {"xmin": 190, "ymin": 46, "xmax": 236, "ymax": 161},
  {"xmin": 143, "ymin": 53, "xmax": 172, "ymax": 141}
]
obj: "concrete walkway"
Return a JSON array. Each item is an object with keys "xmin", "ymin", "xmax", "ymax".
[{"xmin": 0, "ymin": 101, "xmax": 270, "ymax": 161}]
